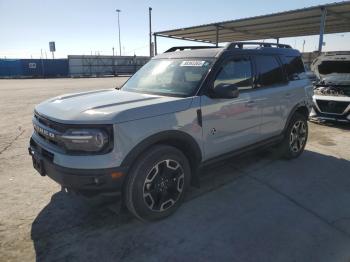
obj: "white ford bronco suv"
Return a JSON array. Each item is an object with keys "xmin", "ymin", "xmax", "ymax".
[{"xmin": 29, "ymin": 42, "xmax": 313, "ymax": 221}]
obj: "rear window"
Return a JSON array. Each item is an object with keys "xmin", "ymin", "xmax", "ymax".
[
  {"xmin": 281, "ymin": 56, "xmax": 305, "ymax": 80},
  {"xmin": 255, "ymin": 55, "xmax": 285, "ymax": 87}
]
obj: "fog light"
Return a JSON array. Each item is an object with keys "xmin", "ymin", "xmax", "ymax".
[{"xmin": 94, "ymin": 178, "xmax": 100, "ymax": 184}]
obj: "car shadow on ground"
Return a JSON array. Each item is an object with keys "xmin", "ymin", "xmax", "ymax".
[{"xmin": 31, "ymin": 149, "xmax": 350, "ymax": 261}]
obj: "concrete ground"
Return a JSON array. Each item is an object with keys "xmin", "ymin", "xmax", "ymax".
[{"xmin": 0, "ymin": 78, "xmax": 349, "ymax": 262}]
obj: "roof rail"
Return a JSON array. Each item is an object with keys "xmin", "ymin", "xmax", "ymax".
[
  {"xmin": 165, "ymin": 46, "xmax": 219, "ymax": 53},
  {"xmin": 226, "ymin": 42, "xmax": 292, "ymax": 50}
]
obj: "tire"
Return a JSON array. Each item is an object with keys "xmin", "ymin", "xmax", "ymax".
[
  {"xmin": 124, "ymin": 145, "xmax": 191, "ymax": 221},
  {"xmin": 279, "ymin": 112, "xmax": 308, "ymax": 159}
]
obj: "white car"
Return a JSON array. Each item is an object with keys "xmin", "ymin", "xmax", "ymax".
[{"xmin": 310, "ymin": 52, "xmax": 350, "ymax": 123}]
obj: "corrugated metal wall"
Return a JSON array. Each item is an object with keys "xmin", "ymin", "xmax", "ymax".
[
  {"xmin": 0, "ymin": 59, "xmax": 68, "ymax": 78},
  {"xmin": 68, "ymin": 55, "xmax": 150, "ymax": 77}
]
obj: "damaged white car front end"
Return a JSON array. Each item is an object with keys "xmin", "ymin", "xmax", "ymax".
[{"xmin": 310, "ymin": 52, "xmax": 350, "ymax": 123}]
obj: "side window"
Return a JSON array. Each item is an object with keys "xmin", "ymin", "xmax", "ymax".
[
  {"xmin": 282, "ymin": 56, "xmax": 305, "ymax": 80},
  {"xmin": 255, "ymin": 55, "xmax": 285, "ymax": 87},
  {"xmin": 214, "ymin": 57, "xmax": 253, "ymax": 91}
]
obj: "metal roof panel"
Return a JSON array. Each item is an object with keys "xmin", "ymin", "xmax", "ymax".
[{"xmin": 155, "ymin": 1, "xmax": 350, "ymax": 43}]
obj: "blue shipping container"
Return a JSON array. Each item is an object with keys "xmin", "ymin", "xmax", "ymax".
[
  {"xmin": 21, "ymin": 59, "xmax": 68, "ymax": 77},
  {"xmin": 0, "ymin": 59, "xmax": 23, "ymax": 77},
  {"xmin": 0, "ymin": 59, "xmax": 68, "ymax": 78}
]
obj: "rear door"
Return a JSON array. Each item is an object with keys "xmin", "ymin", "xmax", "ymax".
[
  {"xmin": 253, "ymin": 55, "xmax": 290, "ymax": 138},
  {"xmin": 200, "ymin": 55, "xmax": 262, "ymax": 160},
  {"xmin": 280, "ymin": 55, "xmax": 310, "ymax": 116}
]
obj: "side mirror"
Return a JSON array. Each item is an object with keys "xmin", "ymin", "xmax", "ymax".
[{"xmin": 212, "ymin": 83, "xmax": 239, "ymax": 99}]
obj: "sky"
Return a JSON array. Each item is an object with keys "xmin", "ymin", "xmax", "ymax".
[{"xmin": 0, "ymin": 0, "xmax": 349, "ymax": 58}]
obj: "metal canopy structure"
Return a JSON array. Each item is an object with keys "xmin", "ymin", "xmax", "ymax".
[{"xmin": 154, "ymin": 1, "xmax": 350, "ymax": 54}]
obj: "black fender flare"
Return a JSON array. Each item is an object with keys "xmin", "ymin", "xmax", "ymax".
[
  {"xmin": 283, "ymin": 103, "xmax": 310, "ymax": 133},
  {"xmin": 121, "ymin": 130, "xmax": 202, "ymax": 183}
]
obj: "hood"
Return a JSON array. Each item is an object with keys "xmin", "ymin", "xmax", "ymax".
[
  {"xmin": 35, "ymin": 89, "xmax": 193, "ymax": 124},
  {"xmin": 311, "ymin": 53, "xmax": 350, "ymax": 85}
]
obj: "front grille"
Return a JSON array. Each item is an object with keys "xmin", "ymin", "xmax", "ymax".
[
  {"xmin": 32, "ymin": 112, "xmax": 114, "ymax": 155},
  {"xmin": 34, "ymin": 113, "xmax": 67, "ymax": 132},
  {"xmin": 37, "ymin": 132, "xmax": 58, "ymax": 145},
  {"xmin": 33, "ymin": 112, "xmax": 65, "ymax": 149},
  {"xmin": 316, "ymin": 100, "xmax": 349, "ymax": 114}
]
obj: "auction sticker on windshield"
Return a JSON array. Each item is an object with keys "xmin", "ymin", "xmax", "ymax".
[{"xmin": 180, "ymin": 61, "xmax": 206, "ymax": 67}]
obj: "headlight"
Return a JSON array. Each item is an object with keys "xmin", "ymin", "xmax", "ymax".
[{"xmin": 60, "ymin": 129, "xmax": 110, "ymax": 153}]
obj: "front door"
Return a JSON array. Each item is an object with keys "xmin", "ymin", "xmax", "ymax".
[{"xmin": 200, "ymin": 56, "xmax": 262, "ymax": 160}]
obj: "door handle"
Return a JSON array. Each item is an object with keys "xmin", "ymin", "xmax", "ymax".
[{"xmin": 284, "ymin": 93, "xmax": 292, "ymax": 98}]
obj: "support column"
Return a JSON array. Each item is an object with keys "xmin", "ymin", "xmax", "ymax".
[
  {"xmin": 318, "ymin": 7, "xmax": 327, "ymax": 52},
  {"xmin": 215, "ymin": 26, "xmax": 219, "ymax": 47},
  {"xmin": 276, "ymin": 38, "xmax": 280, "ymax": 44},
  {"xmin": 154, "ymin": 34, "xmax": 158, "ymax": 56}
]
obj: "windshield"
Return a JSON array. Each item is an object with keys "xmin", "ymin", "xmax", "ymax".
[{"xmin": 122, "ymin": 58, "xmax": 213, "ymax": 96}]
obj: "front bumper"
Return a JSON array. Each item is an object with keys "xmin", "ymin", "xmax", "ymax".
[
  {"xmin": 309, "ymin": 112, "xmax": 350, "ymax": 123},
  {"xmin": 28, "ymin": 139, "xmax": 127, "ymax": 196},
  {"xmin": 310, "ymin": 96, "xmax": 350, "ymax": 123},
  {"xmin": 310, "ymin": 107, "xmax": 350, "ymax": 123}
]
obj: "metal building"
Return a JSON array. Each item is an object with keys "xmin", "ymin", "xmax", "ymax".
[{"xmin": 68, "ymin": 55, "xmax": 150, "ymax": 77}]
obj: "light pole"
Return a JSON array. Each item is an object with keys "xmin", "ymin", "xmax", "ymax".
[
  {"xmin": 149, "ymin": 7, "xmax": 153, "ymax": 57},
  {"xmin": 116, "ymin": 9, "xmax": 122, "ymax": 56}
]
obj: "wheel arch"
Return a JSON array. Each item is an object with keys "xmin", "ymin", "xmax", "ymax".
[
  {"xmin": 283, "ymin": 103, "xmax": 309, "ymax": 133},
  {"xmin": 121, "ymin": 130, "xmax": 202, "ymax": 186}
]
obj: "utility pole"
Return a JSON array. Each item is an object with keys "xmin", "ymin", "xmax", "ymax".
[
  {"xmin": 149, "ymin": 7, "xmax": 153, "ymax": 57},
  {"xmin": 116, "ymin": 9, "xmax": 122, "ymax": 56},
  {"xmin": 112, "ymin": 47, "xmax": 115, "ymax": 76},
  {"xmin": 40, "ymin": 49, "xmax": 45, "ymax": 77}
]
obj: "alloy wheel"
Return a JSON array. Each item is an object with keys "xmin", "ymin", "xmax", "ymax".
[
  {"xmin": 143, "ymin": 159, "xmax": 185, "ymax": 212},
  {"xmin": 289, "ymin": 120, "xmax": 307, "ymax": 153}
]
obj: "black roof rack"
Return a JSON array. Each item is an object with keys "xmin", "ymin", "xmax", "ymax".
[
  {"xmin": 226, "ymin": 42, "xmax": 291, "ymax": 49},
  {"xmin": 165, "ymin": 46, "xmax": 220, "ymax": 53},
  {"xmin": 163, "ymin": 42, "xmax": 292, "ymax": 54}
]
